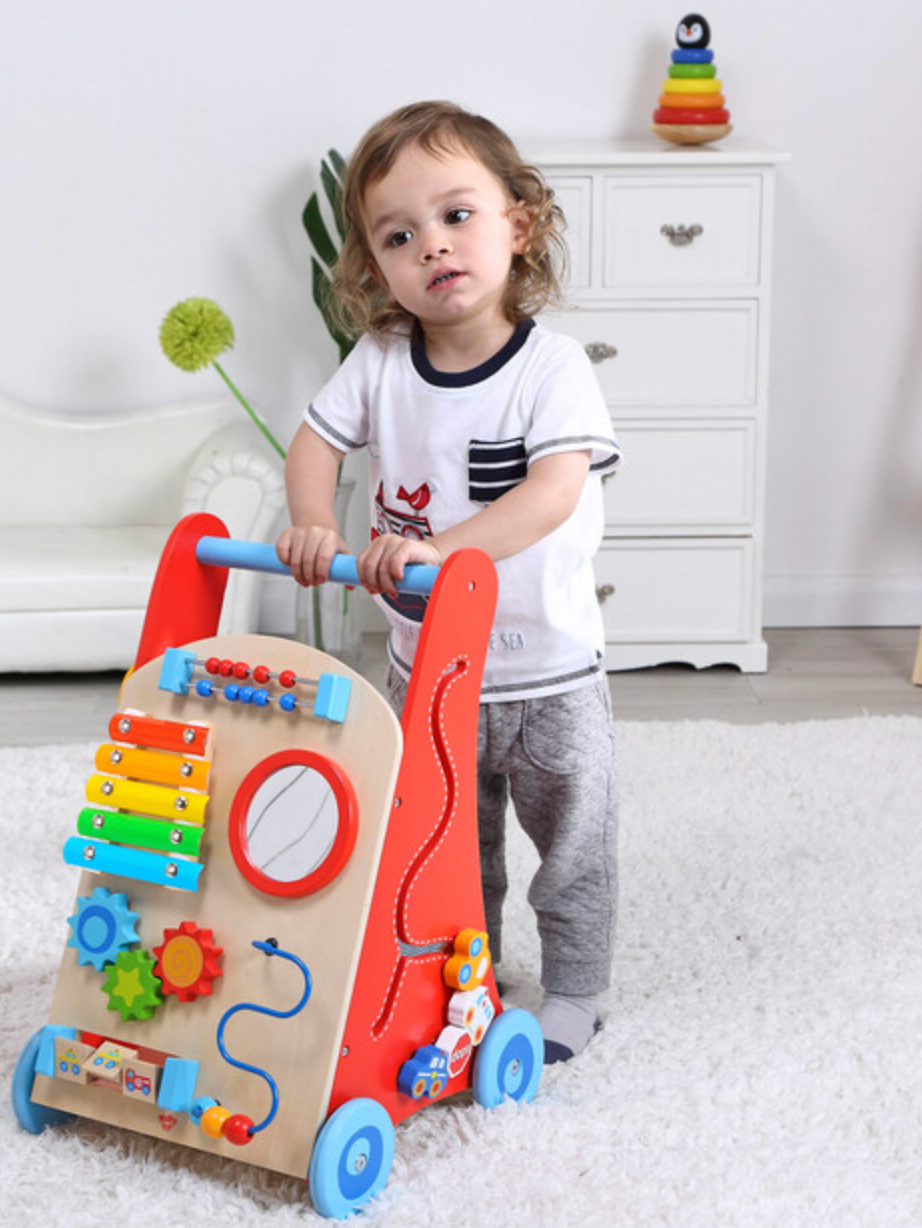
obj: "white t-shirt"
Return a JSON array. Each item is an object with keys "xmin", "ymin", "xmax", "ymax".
[{"xmin": 305, "ymin": 318, "xmax": 621, "ymax": 701}]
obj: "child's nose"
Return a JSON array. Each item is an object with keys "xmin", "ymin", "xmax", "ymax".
[{"xmin": 421, "ymin": 226, "xmax": 452, "ymax": 261}]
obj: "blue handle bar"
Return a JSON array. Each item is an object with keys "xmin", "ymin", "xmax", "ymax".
[{"xmin": 196, "ymin": 536, "xmax": 438, "ymax": 596}]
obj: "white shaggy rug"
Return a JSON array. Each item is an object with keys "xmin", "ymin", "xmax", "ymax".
[{"xmin": 2, "ymin": 717, "xmax": 922, "ymax": 1227}]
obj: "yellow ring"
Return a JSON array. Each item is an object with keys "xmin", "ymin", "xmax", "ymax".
[{"xmin": 663, "ymin": 77, "xmax": 723, "ymax": 95}]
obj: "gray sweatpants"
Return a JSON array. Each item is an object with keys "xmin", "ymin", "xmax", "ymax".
[{"xmin": 387, "ymin": 669, "xmax": 618, "ymax": 997}]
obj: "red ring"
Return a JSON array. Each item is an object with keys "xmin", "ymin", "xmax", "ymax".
[{"xmin": 653, "ymin": 106, "xmax": 730, "ymax": 124}]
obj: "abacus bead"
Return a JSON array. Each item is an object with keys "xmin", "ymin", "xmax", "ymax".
[
  {"xmin": 233, "ymin": 661, "xmax": 250, "ymax": 679},
  {"xmin": 196, "ymin": 680, "xmax": 214, "ymax": 697},
  {"xmin": 225, "ymin": 684, "xmax": 240, "ymax": 702},
  {"xmin": 279, "ymin": 693, "xmax": 298, "ymax": 712},
  {"xmin": 200, "ymin": 1104, "xmax": 231, "ymax": 1138},
  {"xmin": 253, "ymin": 689, "xmax": 270, "ymax": 707},
  {"xmin": 205, "ymin": 657, "xmax": 221, "ymax": 675},
  {"xmin": 253, "ymin": 665, "xmax": 271, "ymax": 684},
  {"xmin": 279, "ymin": 669, "xmax": 297, "ymax": 688},
  {"xmin": 219, "ymin": 659, "xmax": 234, "ymax": 677},
  {"xmin": 223, "ymin": 1114, "xmax": 255, "ymax": 1145},
  {"xmin": 239, "ymin": 686, "xmax": 255, "ymax": 704}
]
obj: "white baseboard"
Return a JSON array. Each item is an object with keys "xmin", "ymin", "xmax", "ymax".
[{"xmin": 764, "ymin": 573, "xmax": 922, "ymax": 628}]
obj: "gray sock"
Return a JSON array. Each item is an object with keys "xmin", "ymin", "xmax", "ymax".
[{"xmin": 538, "ymin": 993, "xmax": 601, "ymax": 1063}]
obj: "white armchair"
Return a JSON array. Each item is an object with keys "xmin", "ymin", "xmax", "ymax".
[{"xmin": 0, "ymin": 393, "xmax": 286, "ymax": 672}]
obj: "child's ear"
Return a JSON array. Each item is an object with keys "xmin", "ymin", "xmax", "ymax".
[
  {"xmin": 509, "ymin": 202, "xmax": 534, "ymax": 256},
  {"xmin": 366, "ymin": 258, "xmax": 396, "ymax": 301}
]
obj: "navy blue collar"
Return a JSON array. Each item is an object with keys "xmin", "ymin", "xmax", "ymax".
[{"xmin": 411, "ymin": 318, "xmax": 535, "ymax": 387}]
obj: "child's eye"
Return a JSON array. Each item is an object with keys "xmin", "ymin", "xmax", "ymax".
[
  {"xmin": 387, "ymin": 229, "xmax": 413, "ymax": 248},
  {"xmin": 445, "ymin": 208, "xmax": 471, "ymax": 225}
]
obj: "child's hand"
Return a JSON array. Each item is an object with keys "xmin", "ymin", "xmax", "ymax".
[
  {"xmin": 276, "ymin": 524, "xmax": 348, "ymax": 587},
  {"xmin": 356, "ymin": 534, "xmax": 444, "ymax": 598}
]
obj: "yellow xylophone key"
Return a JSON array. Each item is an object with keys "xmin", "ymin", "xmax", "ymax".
[{"xmin": 85, "ymin": 775, "xmax": 208, "ymax": 826}]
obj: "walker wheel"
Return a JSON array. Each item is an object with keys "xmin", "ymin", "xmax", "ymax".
[
  {"xmin": 472, "ymin": 1008, "xmax": 543, "ymax": 1109},
  {"xmin": 11, "ymin": 1030, "xmax": 74, "ymax": 1135},
  {"xmin": 308, "ymin": 1098, "xmax": 395, "ymax": 1218}
]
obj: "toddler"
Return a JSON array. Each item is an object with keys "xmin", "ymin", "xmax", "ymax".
[{"xmin": 277, "ymin": 100, "xmax": 620, "ymax": 1062}]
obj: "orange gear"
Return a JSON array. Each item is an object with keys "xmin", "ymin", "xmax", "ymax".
[{"xmin": 153, "ymin": 921, "xmax": 223, "ymax": 1002}]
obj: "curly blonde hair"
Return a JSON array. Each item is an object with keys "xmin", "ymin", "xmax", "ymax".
[{"xmin": 330, "ymin": 101, "xmax": 567, "ymax": 340}]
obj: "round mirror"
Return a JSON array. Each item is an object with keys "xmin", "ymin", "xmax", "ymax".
[{"xmin": 229, "ymin": 750, "xmax": 358, "ymax": 897}]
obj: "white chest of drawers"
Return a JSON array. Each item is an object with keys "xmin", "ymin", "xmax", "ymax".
[{"xmin": 532, "ymin": 140, "xmax": 788, "ymax": 672}]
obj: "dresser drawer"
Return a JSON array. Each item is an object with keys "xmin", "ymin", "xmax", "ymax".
[
  {"xmin": 547, "ymin": 303, "xmax": 758, "ymax": 409},
  {"xmin": 547, "ymin": 174, "xmax": 593, "ymax": 292},
  {"xmin": 602, "ymin": 174, "xmax": 762, "ymax": 290},
  {"xmin": 595, "ymin": 539, "xmax": 753, "ymax": 642},
  {"xmin": 604, "ymin": 419, "xmax": 756, "ymax": 531}
]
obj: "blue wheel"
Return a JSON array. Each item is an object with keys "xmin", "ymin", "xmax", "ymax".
[
  {"xmin": 472, "ymin": 1008, "xmax": 543, "ymax": 1109},
  {"xmin": 11, "ymin": 1030, "xmax": 74, "ymax": 1135},
  {"xmin": 308, "ymin": 1098, "xmax": 395, "ymax": 1218}
]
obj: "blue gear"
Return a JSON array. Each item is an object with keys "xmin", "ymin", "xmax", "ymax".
[{"xmin": 66, "ymin": 887, "xmax": 140, "ymax": 971}]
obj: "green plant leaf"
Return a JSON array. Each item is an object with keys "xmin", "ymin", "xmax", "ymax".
[
  {"xmin": 320, "ymin": 158, "xmax": 345, "ymax": 242},
  {"xmin": 328, "ymin": 148, "xmax": 346, "ymax": 178},
  {"xmin": 302, "ymin": 194, "xmax": 338, "ymax": 271},
  {"xmin": 311, "ymin": 257, "xmax": 353, "ymax": 361}
]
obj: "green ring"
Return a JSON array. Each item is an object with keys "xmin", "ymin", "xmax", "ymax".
[{"xmin": 669, "ymin": 63, "xmax": 717, "ymax": 79}]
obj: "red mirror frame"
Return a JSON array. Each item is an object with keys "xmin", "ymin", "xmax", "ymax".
[{"xmin": 229, "ymin": 749, "xmax": 358, "ymax": 897}]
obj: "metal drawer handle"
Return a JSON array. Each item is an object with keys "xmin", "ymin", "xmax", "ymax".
[
  {"xmin": 585, "ymin": 342, "xmax": 618, "ymax": 364},
  {"xmin": 596, "ymin": 584, "xmax": 615, "ymax": 605},
  {"xmin": 661, "ymin": 223, "xmax": 703, "ymax": 247}
]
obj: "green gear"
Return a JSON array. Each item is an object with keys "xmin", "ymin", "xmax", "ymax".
[{"xmin": 102, "ymin": 949, "xmax": 163, "ymax": 1021}]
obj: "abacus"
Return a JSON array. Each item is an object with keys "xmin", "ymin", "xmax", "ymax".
[
  {"xmin": 159, "ymin": 646, "xmax": 352, "ymax": 722},
  {"xmin": 14, "ymin": 512, "xmax": 545, "ymax": 1219}
]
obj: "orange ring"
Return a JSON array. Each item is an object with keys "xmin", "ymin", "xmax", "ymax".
[{"xmin": 659, "ymin": 92, "xmax": 725, "ymax": 110}]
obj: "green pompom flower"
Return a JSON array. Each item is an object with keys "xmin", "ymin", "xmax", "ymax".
[
  {"xmin": 158, "ymin": 295, "xmax": 285, "ymax": 459},
  {"xmin": 160, "ymin": 297, "xmax": 235, "ymax": 372}
]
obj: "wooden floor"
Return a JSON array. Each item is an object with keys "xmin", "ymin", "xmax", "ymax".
[{"xmin": 1, "ymin": 628, "xmax": 920, "ymax": 746}]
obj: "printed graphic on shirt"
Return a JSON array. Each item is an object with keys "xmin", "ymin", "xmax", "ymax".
[
  {"xmin": 488, "ymin": 629, "xmax": 527, "ymax": 653},
  {"xmin": 372, "ymin": 481, "xmax": 432, "ymax": 623},
  {"xmin": 468, "ymin": 438, "xmax": 527, "ymax": 504}
]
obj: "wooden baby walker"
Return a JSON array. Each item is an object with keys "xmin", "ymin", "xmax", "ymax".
[{"xmin": 11, "ymin": 512, "xmax": 544, "ymax": 1218}]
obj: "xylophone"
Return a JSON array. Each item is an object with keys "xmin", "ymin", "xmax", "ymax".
[{"xmin": 12, "ymin": 512, "xmax": 543, "ymax": 1218}]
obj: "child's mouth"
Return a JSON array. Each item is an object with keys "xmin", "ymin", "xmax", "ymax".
[{"xmin": 428, "ymin": 270, "xmax": 463, "ymax": 290}]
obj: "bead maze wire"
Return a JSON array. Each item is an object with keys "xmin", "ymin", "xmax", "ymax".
[{"xmin": 215, "ymin": 939, "xmax": 313, "ymax": 1138}]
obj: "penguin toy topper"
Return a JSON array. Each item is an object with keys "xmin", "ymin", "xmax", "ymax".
[
  {"xmin": 676, "ymin": 14, "xmax": 711, "ymax": 49},
  {"xmin": 651, "ymin": 13, "xmax": 732, "ymax": 145}
]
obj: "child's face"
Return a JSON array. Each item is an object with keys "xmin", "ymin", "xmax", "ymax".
[{"xmin": 362, "ymin": 142, "xmax": 531, "ymax": 337}]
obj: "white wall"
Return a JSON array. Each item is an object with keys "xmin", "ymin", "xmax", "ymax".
[{"xmin": 3, "ymin": 0, "xmax": 922, "ymax": 628}]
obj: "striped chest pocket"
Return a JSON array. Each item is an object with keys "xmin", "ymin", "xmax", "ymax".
[{"xmin": 468, "ymin": 437, "xmax": 527, "ymax": 504}]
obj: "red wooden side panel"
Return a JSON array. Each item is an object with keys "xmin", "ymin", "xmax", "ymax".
[
  {"xmin": 133, "ymin": 514, "xmax": 230, "ymax": 672},
  {"xmin": 327, "ymin": 549, "xmax": 498, "ymax": 1124}
]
